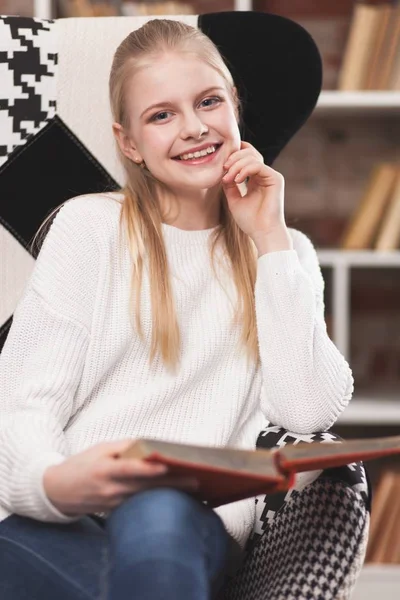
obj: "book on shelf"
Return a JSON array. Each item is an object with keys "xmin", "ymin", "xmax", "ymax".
[
  {"xmin": 338, "ymin": 1, "xmax": 400, "ymax": 91},
  {"xmin": 389, "ymin": 27, "xmax": 400, "ymax": 90},
  {"xmin": 59, "ymin": 1, "xmax": 195, "ymax": 17},
  {"xmin": 374, "ymin": 170, "xmax": 400, "ymax": 250},
  {"xmin": 121, "ymin": 2, "xmax": 194, "ymax": 16},
  {"xmin": 366, "ymin": 469, "xmax": 400, "ymax": 564},
  {"xmin": 338, "ymin": 2, "xmax": 387, "ymax": 91},
  {"xmin": 366, "ymin": 469, "xmax": 396, "ymax": 563},
  {"xmin": 365, "ymin": 2, "xmax": 394, "ymax": 90},
  {"xmin": 374, "ymin": 3, "xmax": 400, "ymax": 90},
  {"xmin": 120, "ymin": 434, "xmax": 400, "ymax": 508},
  {"xmin": 340, "ymin": 162, "xmax": 399, "ymax": 250},
  {"xmin": 57, "ymin": 0, "xmax": 119, "ymax": 17}
]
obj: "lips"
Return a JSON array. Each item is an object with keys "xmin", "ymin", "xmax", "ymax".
[{"xmin": 172, "ymin": 143, "xmax": 222, "ymax": 160}]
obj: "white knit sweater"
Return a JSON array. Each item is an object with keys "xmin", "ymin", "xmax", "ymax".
[{"xmin": 0, "ymin": 192, "xmax": 353, "ymax": 548}]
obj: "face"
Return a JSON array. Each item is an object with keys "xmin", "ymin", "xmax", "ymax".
[{"xmin": 115, "ymin": 52, "xmax": 241, "ymax": 196}]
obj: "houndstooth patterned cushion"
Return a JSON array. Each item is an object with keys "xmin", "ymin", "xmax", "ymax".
[
  {"xmin": 219, "ymin": 479, "xmax": 369, "ymax": 600},
  {"xmin": 216, "ymin": 425, "xmax": 371, "ymax": 600},
  {"xmin": 251, "ymin": 425, "xmax": 371, "ymax": 545}
]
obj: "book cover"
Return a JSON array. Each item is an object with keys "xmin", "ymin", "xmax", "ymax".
[
  {"xmin": 369, "ymin": 471, "xmax": 400, "ymax": 563},
  {"xmin": 365, "ymin": 3, "xmax": 394, "ymax": 89},
  {"xmin": 374, "ymin": 4, "xmax": 400, "ymax": 90},
  {"xmin": 338, "ymin": 3, "xmax": 385, "ymax": 91},
  {"xmin": 366, "ymin": 469, "xmax": 397, "ymax": 562},
  {"xmin": 341, "ymin": 163, "xmax": 398, "ymax": 250},
  {"xmin": 120, "ymin": 434, "xmax": 400, "ymax": 507},
  {"xmin": 388, "ymin": 18, "xmax": 400, "ymax": 89},
  {"xmin": 374, "ymin": 169, "xmax": 400, "ymax": 250}
]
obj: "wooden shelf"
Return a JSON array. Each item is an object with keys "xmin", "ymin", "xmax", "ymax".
[
  {"xmin": 234, "ymin": 0, "xmax": 252, "ymax": 10},
  {"xmin": 34, "ymin": 0, "xmax": 255, "ymax": 19},
  {"xmin": 315, "ymin": 250, "xmax": 400, "ymax": 368},
  {"xmin": 317, "ymin": 250, "xmax": 400, "ymax": 268},
  {"xmin": 34, "ymin": 0, "xmax": 52, "ymax": 19},
  {"xmin": 352, "ymin": 565, "xmax": 400, "ymax": 600},
  {"xmin": 314, "ymin": 91, "xmax": 400, "ymax": 116},
  {"xmin": 339, "ymin": 397, "xmax": 400, "ymax": 425}
]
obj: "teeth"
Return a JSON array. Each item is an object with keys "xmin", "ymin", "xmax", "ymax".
[{"xmin": 179, "ymin": 145, "xmax": 218, "ymax": 161}]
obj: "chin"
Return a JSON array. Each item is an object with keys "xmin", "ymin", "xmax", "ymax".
[
  {"xmin": 185, "ymin": 172, "xmax": 224, "ymax": 188},
  {"xmin": 163, "ymin": 177, "xmax": 220, "ymax": 192}
]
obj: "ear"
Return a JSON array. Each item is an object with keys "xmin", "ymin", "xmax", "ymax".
[{"xmin": 112, "ymin": 122, "xmax": 143, "ymax": 163}]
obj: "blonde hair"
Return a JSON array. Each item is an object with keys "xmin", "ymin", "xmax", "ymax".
[{"xmin": 31, "ymin": 19, "xmax": 260, "ymax": 375}]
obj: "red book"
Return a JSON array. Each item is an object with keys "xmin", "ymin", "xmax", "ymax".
[{"xmin": 120, "ymin": 435, "xmax": 400, "ymax": 507}]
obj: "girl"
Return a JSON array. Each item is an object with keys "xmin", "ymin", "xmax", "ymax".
[{"xmin": 0, "ymin": 18, "xmax": 354, "ymax": 600}]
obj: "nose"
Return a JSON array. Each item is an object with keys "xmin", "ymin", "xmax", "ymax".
[{"xmin": 180, "ymin": 110, "xmax": 208, "ymax": 140}]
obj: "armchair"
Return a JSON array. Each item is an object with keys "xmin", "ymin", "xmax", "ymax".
[{"xmin": 0, "ymin": 13, "xmax": 370, "ymax": 599}]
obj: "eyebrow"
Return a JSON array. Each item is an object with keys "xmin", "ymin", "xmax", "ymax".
[{"xmin": 140, "ymin": 86, "xmax": 226, "ymax": 119}]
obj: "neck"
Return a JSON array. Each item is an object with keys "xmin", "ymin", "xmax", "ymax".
[{"xmin": 158, "ymin": 184, "xmax": 222, "ymax": 231}]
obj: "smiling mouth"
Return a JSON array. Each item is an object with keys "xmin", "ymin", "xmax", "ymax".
[{"xmin": 172, "ymin": 143, "xmax": 223, "ymax": 161}]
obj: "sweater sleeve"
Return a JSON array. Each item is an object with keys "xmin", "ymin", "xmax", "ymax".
[
  {"xmin": 0, "ymin": 198, "xmax": 100, "ymax": 522},
  {"xmin": 256, "ymin": 228, "xmax": 353, "ymax": 434}
]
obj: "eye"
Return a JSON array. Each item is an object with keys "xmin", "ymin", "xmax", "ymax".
[
  {"xmin": 150, "ymin": 111, "xmax": 172, "ymax": 122},
  {"xmin": 200, "ymin": 96, "xmax": 223, "ymax": 108},
  {"xmin": 149, "ymin": 96, "xmax": 223, "ymax": 122}
]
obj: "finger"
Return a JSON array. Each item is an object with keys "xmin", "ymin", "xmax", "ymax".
[
  {"xmin": 139, "ymin": 476, "xmax": 199, "ymax": 490},
  {"xmin": 232, "ymin": 162, "xmax": 273, "ymax": 186},
  {"xmin": 118, "ymin": 476, "xmax": 199, "ymax": 495},
  {"xmin": 222, "ymin": 178, "xmax": 243, "ymax": 204},
  {"xmin": 104, "ymin": 438, "xmax": 138, "ymax": 457},
  {"xmin": 111, "ymin": 459, "xmax": 169, "ymax": 480},
  {"xmin": 223, "ymin": 140, "xmax": 261, "ymax": 166},
  {"xmin": 222, "ymin": 156, "xmax": 256, "ymax": 184},
  {"xmin": 240, "ymin": 140, "xmax": 263, "ymax": 160},
  {"xmin": 223, "ymin": 148, "xmax": 256, "ymax": 171}
]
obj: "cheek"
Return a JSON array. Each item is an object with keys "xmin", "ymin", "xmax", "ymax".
[
  {"xmin": 230, "ymin": 123, "xmax": 241, "ymax": 147},
  {"xmin": 143, "ymin": 130, "xmax": 173, "ymax": 162},
  {"xmin": 221, "ymin": 114, "xmax": 241, "ymax": 152},
  {"xmin": 212, "ymin": 108, "xmax": 240, "ymax": 142}
]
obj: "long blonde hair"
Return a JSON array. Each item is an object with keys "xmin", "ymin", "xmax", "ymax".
[{"xmin": 31, "ymin": 19, "xmax": 260, "ymax": 375}]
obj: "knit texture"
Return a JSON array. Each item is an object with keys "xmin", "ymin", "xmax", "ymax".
[{"xmin": 0, "ymin": 192, "xmax": 353, "ymax": 548}]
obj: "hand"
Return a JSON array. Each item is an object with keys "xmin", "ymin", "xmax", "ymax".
[
  {"xmin": 221, "ymin": 140, "xmax": 287, "ymax": 242},
  {"xmin": 43, "ymin": 439, "xmax": 199, "ymax": 517}
]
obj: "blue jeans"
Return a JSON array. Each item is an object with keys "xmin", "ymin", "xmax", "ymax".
[{"xmin": 0, "ymin": 488, "xmax": 243, "ymax": 600}]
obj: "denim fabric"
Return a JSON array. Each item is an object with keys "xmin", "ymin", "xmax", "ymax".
[{"xmin": 0, "ymin": 488, "xmax": 242, "ymax": 600}]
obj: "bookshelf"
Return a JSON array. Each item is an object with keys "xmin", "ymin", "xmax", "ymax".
[
  {"xmin": 315, "ymin": 91, "xmax": 400, "ymax": 116},
  {"xmin": 316, "ymin": 249, "xmax": 400, "ymax": 425},
  {"xmin": 34, "ymin": 0, "xmax": 52, "ymax": 18},
  {"xmin": 234, "ymin": 0, "xmax": 252, "ymax": 10},
  {"xmin": 352, "ymin": 565, "xmax": 400, "ymax": 600},
  {"xmin": 337, "ymin": 397, "xmax": 400, "ymax": 425},
  {"xmin": 317, "ymin": 249, "xmax": 400, "ymax": 360},
  {"xmin": 318, "ymin": 249, "xmax": 400, "ymax": 267},
  {"xmin": 33, "ymin": 0, "xmax": 253, "ymax": 19}
]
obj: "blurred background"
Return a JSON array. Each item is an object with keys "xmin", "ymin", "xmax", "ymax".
[{"xmin": 1, "ymin": 0, "xmax": 400, "ymax": 592}]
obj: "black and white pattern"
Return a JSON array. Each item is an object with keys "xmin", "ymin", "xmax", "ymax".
[
  {"xmin": 0, "ymin": 15, "xmax": 119, "ymax": 354},
  {"xmin": 219, "ymin": 479, "xmax": 370, "ymax": 600},
  {"xmin": 250, "ymin": 425, "xmax": 371, "ymax": 546},
  {"xmin": 0, "ymin": 16, "xmax": 56, "ymax": 168},
  {"xmin": 215, "ymin": 425, "xmax": 371, "ymax": 599}
]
